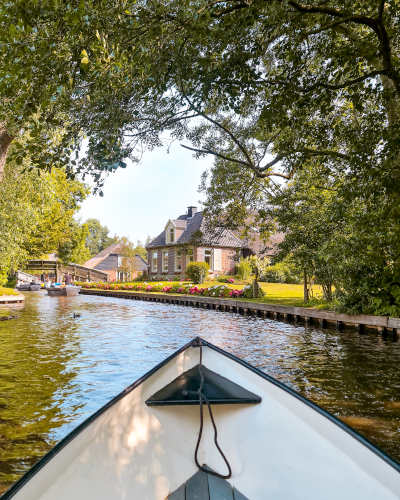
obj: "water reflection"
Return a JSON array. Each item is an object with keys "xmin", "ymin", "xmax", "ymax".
[{"xmin": 0, "ymin": 293, "xmax": 399, "ymax": 492}]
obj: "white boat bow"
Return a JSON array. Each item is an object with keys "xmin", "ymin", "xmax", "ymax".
[{"xmin": 2, "ymin": 337, "xmax": 399, "ymax": 500}]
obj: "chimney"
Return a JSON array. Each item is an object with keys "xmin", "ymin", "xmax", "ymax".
[{"xmin": 187, "ymin": 206, "xmax": 197, "ymax": 218}]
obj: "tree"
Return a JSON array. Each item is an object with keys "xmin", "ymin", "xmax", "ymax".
[
  {"xmin": 0, "ymin": 149, "xmax": 90, "ymax": 284},
  {"xmin": 114, "ymin": 237, "xmax": 141, "ymax": 281},
  {"xmin": 85, "ymin": 219, "xmax": 114, "ymax": 257},
  {"xmin": 2, "ymin": 1, "xmax": 399, "ymax": 190},
  {"xmin": 0, "ymin": 0, "xmax": 164, "ymax": 186},
  {"xmin": 135, "ymin": 239, "xmax": 148, "ymax": 261},
  {"xmin": 57, "ymin": 220, "xmax": 91, "ymax": 265}
]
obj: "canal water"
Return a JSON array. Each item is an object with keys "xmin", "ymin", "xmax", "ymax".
[{"xmin": 0, "ymin": 292, "xmax": 399, "ymax": 493}]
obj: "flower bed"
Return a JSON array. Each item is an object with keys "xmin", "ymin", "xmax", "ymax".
[{"xmin": 74, "ymin": 281, "xmax": 264, "ymax": 299}]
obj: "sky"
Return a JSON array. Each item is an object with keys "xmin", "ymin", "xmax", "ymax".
[{"xmin": 78, "ymin": 141, "xmax": 213, "ymax": 244}]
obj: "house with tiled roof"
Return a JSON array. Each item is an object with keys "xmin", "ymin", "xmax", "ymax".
[
  {"xmin": 146, "ymin": 206, "xmax": 257, "ymax": 278},
  {"xmin": 83, "ymin": 243, "xmax": 148, "ymax": 281}
]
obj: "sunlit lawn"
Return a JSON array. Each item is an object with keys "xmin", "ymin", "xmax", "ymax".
[
  {"xmin": 104, "ymin": 281, "xmax": 327, "ymax": 308},
  {"xmin": 0, "ymin": 287, "xmax": 19, "ymax": 296}
]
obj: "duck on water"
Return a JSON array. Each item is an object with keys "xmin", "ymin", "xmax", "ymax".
[{"xmin": 2, "ymin": 337, "xmax": 399, "ymax": 500}]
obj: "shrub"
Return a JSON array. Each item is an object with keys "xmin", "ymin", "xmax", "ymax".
[
  {"xmin": 245, "ymin": 255, "xmax": 272, "ymax": 276},
  {"xmin": 217, "ymin": 274, "xmax": 235, "ymax": 283},
  {"xmin": 186, "ymin": 261, "xmax": 210, "ymax": 284},
  {"xmin": 4, "ymin": 274, "xmax": 17, "ymax": 288},
  {"xmin": 235, "ymin": 259, "xmax": 253, "ymax": 281},
  {"xmin": 139, "ymin": 269, "xmax": 149, "ymax": 280},
  {"xmin": 260, "ymin": 261, "xmax": 302, "ymax": 284},
  {"xmin": 242, "ymin": 283, "xmax": 266, "ymax": 299}
]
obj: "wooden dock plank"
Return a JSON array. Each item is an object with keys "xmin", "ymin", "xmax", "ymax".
[
  {"xmin": 208, "ymin": 474, "xmax": 234, "ymax": 500},
  {"xmin": 186, "ymin": 470, "xmax": 210, "ymax": 500},
  {"xmin": 232, "ymin": 487, "xmax": 249, "ymax": 500},
  {"xmin": 168, "ymin": 483, "xmax": 186, "ymax": 500}
]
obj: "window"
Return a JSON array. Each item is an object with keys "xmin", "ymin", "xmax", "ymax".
[
  {"xmin": 213, "ymin": 249, "xmax": 221, "ymax": 272},
  {"xmin": 169, "ymin": 228, "xmax": 175, "ymax": 243},
  {"xmin": 163, "ymin": 251, "xmax": 168, "ymax": 272},
  {"xmin": 152, "ymin": 251, "xmax": 158, "ymax": 272},
  {"xmin": 204, "ymin": 249, "xmax": 212, "ymax": 269},
  {"xmin": 175, "ymin": 250, "xmax": 182, "ymax": 271},
  {"xmin": 186, "ymin": 248, "xmax": 194, "ymax": 265}
]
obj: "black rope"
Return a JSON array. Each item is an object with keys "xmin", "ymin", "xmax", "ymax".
[{"xmin": 183, "ymin": 339, "xmax": 232, "ymax": 479}]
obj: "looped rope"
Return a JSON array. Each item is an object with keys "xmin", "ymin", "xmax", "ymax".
[{"xmin": 184, "ymin": 339, "xmax": 232, "ymax": 479}]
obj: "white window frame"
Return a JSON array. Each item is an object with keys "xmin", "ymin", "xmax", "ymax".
[
  {"xmin": 152, "ymin": 251, "xmax": 158, "ymax": 272},
  {"xmin": 175, "ymin": 250, "xmax": 182, "ymax": 271},
  {"xmin": 169, "ymin": 228, "xmax": 175, "ymax": 243},
  {"xmin": 204, "ymin": 249, "xmax": 212, "ymax": 269},
  {"xmin": 162, "ymin": 250, "xmax": 168, "ymax": 272},
  {"xmin": 186, "ymin": 248, "xmax": 194, "ymax": 265},
  {"xmin": 213, "ymin": 248, "xmax": 221, "ymax": 272}
]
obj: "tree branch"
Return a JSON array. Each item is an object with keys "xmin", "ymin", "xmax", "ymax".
[
  {"xmin": 378, "ymin": 0, "xmax": 385, "ymax": 21},
  {"xmin": 180, "ymin": 144, "xmax": 251, "ymax": 168},
  {"xmin": 259, "ymin": 153, "xmax": 282, "ymax": 171},
  {"xmin": 182, "ymin": 93, "xmax": 256, "ymax": 168},
  {"xmin": 181, "ymin": 144, "xmax": 291, "ymax": 179},
  {"xmin": 301, "ymin": 16, "xmax": 363, "ymax": 38},
  {"xmin": 219, "ymin": 70, "xmax": 387, "ymax": 92},
  {"xmin": 301, "ymin": 148, "xmax": 349, "ymax": 158}
]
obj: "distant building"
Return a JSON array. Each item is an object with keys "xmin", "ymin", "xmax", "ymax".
[
  {"xmin": 146, "ymin": 206, "xmax": 284, "ymax": 278},
  {"xmin": 83, "ymin": 243, "xmax": 148, "ymax": 281}
]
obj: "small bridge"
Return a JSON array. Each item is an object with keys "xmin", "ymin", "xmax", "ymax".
[
  {"xmin": 16, "ymin": 270, "xmax": 42, "ymax": 284},
  {"xmin": 22, "ymin": 260, "xmax": 109, "ymax": 283}
]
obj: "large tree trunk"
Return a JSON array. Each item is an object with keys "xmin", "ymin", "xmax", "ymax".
[{"xmin": 0, "ymin": 123, "xmax": 14, "ymax": 183}]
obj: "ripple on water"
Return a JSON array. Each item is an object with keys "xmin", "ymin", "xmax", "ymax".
[{"xmin": 0, "ymin": 292, "xmax": 399, "ymax": 491}]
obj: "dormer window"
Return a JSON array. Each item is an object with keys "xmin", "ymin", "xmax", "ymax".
[{"xmin": 169, "ymin": 228, "xmax": 175, "ymax": 243}]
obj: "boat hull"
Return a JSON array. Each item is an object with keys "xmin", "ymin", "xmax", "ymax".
[
  {"xmin": 46, "ymin": 286, "xmax": 81, "ymax": 297},
  {"xmin": 16, "ymin": 284, "xmax": 41, "ymax": 292},
  {"xmin": 2, "ymin": 338, "xmax": 399, "ymax": 500}
]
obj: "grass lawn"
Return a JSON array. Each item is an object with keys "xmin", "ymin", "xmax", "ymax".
[
  {"xmin": 101, "ymin": 281, "xmax": 329, "ymax": 309},
  {"xmin": 0, "ymin": 287, "xmax": 19, "ymax": 296}
]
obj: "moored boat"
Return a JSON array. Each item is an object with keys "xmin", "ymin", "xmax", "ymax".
[
  {"xmin": 16, "ymin": 284, "xmax": 41, "ymax": 292},
  {"xmin": 46, "ymin": 285, "xmax": 81, "ymax": 297},
  {"xmin": 2, "ymin": 337, "xmax": 399, "ymax": 500}
]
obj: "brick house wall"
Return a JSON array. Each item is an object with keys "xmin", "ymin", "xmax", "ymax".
[
  {"xmin": 148, "ymin": 246, "xmax": 237, "ymax": 277},
  {"xmin": 221, "ymin": 247, "xmax": 236, "ymax": 274}
]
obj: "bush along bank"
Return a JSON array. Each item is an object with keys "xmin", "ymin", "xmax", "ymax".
[{"xmin": 74, "ymin": 281, "xmax": 266, "ymax": 299}]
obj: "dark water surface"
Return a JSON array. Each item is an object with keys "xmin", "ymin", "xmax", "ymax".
[{"xmin": 0, "ymin": 292, "xmax": 399, "ymax": 492}]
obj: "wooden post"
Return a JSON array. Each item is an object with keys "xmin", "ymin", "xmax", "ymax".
[
  {"xmin": 303, "ymin": 269, "xmax": 308, "ymax": 303},
  {"xmin": 253, "ymin": 266, "xmax": 259, "ymax": 299}
]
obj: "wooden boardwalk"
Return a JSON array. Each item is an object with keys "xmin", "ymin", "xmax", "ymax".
[
  {"xmin": 78, "ymin": 289, "xmax": 400, "ymax": 336},
  {"xmin": 0, "ymin": 294, "xmax": 24, "ymax": 304},
  {"xmin": 23, "ymin": 260, "xmax": 109, "ymax": 282}
]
